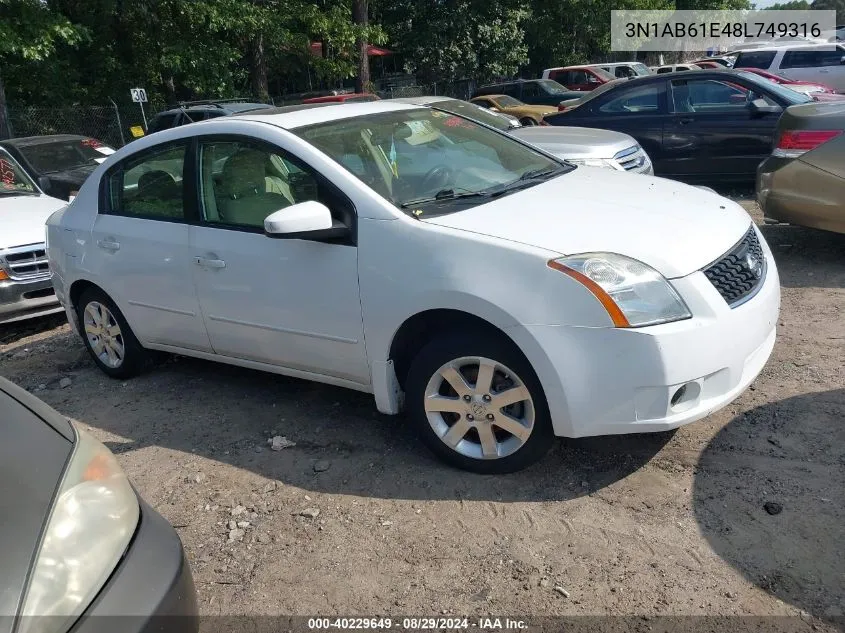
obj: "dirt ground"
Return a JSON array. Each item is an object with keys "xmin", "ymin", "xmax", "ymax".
[{"xmin": 2, "ymin": 198, "xmax": 843, "ymax": 630}]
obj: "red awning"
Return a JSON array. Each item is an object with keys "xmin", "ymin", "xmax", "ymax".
[{"xmin": 309, "ymin": 42, "xmax": 393, "ymax": 57}]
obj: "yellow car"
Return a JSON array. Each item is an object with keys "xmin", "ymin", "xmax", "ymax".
[{"xmin": 469, "ymin": 94, "xmax": 557, "ymax": 126}]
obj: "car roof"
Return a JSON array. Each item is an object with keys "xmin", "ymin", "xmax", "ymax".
[
  {"xmin": 158, "ymin": 102, "xmax": 269, "ymax": 116},
  {"xmin": 235, "ymin": 100, "xmax": 422, "ymax": 129},
  {"xmin": 389, "ymin": 95, "xmax": 458, "ymax": 105},
  {"xmin": 0, "ymin": 134, "xmax": 90, "ymax": 147},
  {"xmin": 733, "ymin": 42, "xmax": 840, "ymax": 52}
]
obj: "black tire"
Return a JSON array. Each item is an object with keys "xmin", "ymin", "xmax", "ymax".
[
  {"xmin": 75, "ymin": 287, "xmax": 152, "ymax": 379},
  {"xmin": 405, "ymin": 331, "xmax": 554, "ymax": 474},
  {"xmin": 519, "ymin": 117, "xmax": 538, "ymax": 126}
]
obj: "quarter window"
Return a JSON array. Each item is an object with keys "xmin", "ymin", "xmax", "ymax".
[
  {"xmin": 198, "ymin": 140, "xmax": 322, "ymax": 230},
  {"xmin": 106, "ymin": 144, "xmax": 186, "ymax": 220}
]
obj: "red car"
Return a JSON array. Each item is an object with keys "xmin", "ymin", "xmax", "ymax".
[
  {"xmin": 740, "ymin": 68, "xmax": 836, "ymax": 94},
  {"xmin": 301, "ymin": 93, "xmax": 380, "ymax": 104}
]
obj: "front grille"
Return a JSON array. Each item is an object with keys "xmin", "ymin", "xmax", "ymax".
[
  {"xmin": 613, "ymin": 145, "xmax": 650, "ymax": 173},
  {"xmin": 2, "ymin": 244, "xmax": 51, "ymax": 281},
  {"xmin": 703, "ymin": 226, "xmax": 766, "ymax": 307}
]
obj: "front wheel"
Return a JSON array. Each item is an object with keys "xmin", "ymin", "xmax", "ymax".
[
  {"xmin": 519, "ymin": 117, "xmax": 538, "ymax": 127},
  {"xmin": 405, "ymin": 333, "xmax": 554, "ymax": 473}
]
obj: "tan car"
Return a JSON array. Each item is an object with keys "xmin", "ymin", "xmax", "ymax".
[
  {"xmin": 469, "ymin": 94, "xmax": 557, "ymax": 126},
  {"xmin": 757, "ymin": 102, "xmax": 845, "ymax": 234}
]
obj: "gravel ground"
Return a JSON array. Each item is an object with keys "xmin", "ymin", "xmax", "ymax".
[{"xmin": 1, "ymin": 198, "xmax": 843, "ymax": 629}]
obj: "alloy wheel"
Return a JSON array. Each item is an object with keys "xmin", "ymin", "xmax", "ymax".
[
  {"xmin": 83, "ymin": 301, "xmax": 125, "ymax": 369},
  {"xmin": 423, "ymin": 356, "xmax": 534, "ymax": 460}
]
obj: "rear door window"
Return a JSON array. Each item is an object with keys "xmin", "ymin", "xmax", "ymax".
[
  {"xmin": 734, "ymin": 50, "xmax": 777, "ymax": 69},
  {"xmin": 106, "ymin": 144, "xmax": 187, "ymax": 220},
  {"xmin": 597, "ymin": 83, "xmax": 665, "ymax": 114},
  {"xmin": 781, "ymin": 48, "xmax": 843, "ymax": 69}
]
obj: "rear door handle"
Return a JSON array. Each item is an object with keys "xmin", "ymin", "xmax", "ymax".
[
  {"xmin": 195, "ymin": 256, "xmax": 226, "ymax": 269},
  {"xmin": 97, "ymin": 239, "xmax": 120, "ymax": 251},
  {"xmin": 678, "ymin": 117, "xmax": 694, "ymax": 125}
]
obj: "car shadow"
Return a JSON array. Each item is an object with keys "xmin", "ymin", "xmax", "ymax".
[
  {"xmin": 0, "ymin": 312, "xmax": 68, "ymax": 345},
  {"xmin": 53, "ymin": 353, "xmax": 671, "ymax": 503},
  {"xmin": 692, "ymin": 389, "xmax": 845, "ymax": 622},
  {"xmin": 760, "ymin": 223, "xmax": 845, "ymax": 290}
]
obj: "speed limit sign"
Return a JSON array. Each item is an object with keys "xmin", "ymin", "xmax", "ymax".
[{"xmin": 130, "ymin": 88, "xmax": 148, "ymax": 103}]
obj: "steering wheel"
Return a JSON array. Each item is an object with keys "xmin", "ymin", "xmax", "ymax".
[{"xmin": 420, "ymin": 165, "xmax": 454, "ymax": 194}]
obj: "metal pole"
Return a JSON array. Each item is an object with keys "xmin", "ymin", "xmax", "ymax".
[
  {"xmin": 139, "ymin": 101, "xmax": 148, "ymax": 130},
  {"xmin": 109, "ymin": 98, "xmax": 126, "ymax": 146}
]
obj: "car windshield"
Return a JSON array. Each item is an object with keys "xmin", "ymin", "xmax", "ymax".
[
  {"xmin": 295, "ymin": 108, "xmax": 570, "ymax": 216},
  {"xmin": 19, "ymin": 138, "xmax": 114, "ymax": 174},
  {"xmin": 0, "ymin": 149, "xmax": 39, "ymax": 196},
  {"xmin": 538, "ymin": 79, "xmax": 570, "ymax": 95},
  {"xmin": 430, "ymin": 99, "xmax": 513, "ymax": 131},
  {"xmin": 736, "ymin": 71, "xmax": 813, "ymax": 104},
  {"xmin": 494, "ymin": 95, "xmax": 523, "ymax": 107}
]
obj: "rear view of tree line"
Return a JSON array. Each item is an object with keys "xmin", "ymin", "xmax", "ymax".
[{"xmin": 1, "ymin": 0, "xmax": 841, "ymax": 112}]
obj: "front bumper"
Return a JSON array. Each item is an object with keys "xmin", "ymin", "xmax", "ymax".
[
  {"xmin": 0, "ymin": 276, "xmax": 62, "ymax": 325},
  {"xmin": 757, "ymin": 156, "xmax": 845, "ymax": 234},
  {"xmin": 513, "ymin": 232, "xmax": 780, "ymax": 438},
  {"xmin": 71, "ymin": 496, "xmax": 198, "ymax": 633}
]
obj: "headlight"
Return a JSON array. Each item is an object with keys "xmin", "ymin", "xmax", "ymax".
[
  {"xmin": 19, "ymin": 425, "xmax": 139, "ymax": 633},
  {"xmin": 548, "ymin": 253, "xmax": 692, "ymax": 327},
  {"xmin": 564, "ymin": 157, "xmax": 618, "ymax": 170}
]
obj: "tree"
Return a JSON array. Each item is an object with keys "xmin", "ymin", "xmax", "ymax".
[
  {"xmin": 0, "ymin": 0, "xmax": 86, "ymax": 135},
  {"xmin": 377, "ymin": 0, "xmax": 529, "ymax": 83},
  {"xmin": 353, "ymin": 0, "xmax": 370, "ymax": 93}
]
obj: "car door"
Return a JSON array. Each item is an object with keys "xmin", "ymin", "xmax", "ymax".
[
  {"xmin": 189, "ymin": 136, "xmax": 369, "ymax": 384},
  {"xmin": 571, "ymin": 81, "xmax": 668, "ymax": 172},
  {"xmin": 662, "ymin": 77, "xmax": 779, "ymax": 181},
  {"xmin": 90, "ymin": 141, "xmax": 212, "ymax": 351}
]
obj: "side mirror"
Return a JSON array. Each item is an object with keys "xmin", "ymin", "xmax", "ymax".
[
  {"xmin": 749, "ymin": 98, "xmax": 782, "ymax": 115},
  {"xmin": 840, "ymin": 55, "xmax": 845, "ymax": 65},
  {"xmin": 37, "ymin": 176, "xmax": 51, "ymax": 193},
  {"xmin": 264, "ymin": 201, "xmax": 348, "ymax": 240},
  {"xmin": 489, "ymin": 106, "xmax": 501, "ymax": 112}
]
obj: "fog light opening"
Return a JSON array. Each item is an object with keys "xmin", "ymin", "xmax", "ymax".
[
  {"xmin": 670, "ymin": 385, "xmax": 687, "ymax": 407},
  {"xmin": 669, "ymin": 381, "xmax": 701, "ymax": 413}
]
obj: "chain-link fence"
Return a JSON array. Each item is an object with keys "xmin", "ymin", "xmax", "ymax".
[{"xmin": 6, "ymin": 102, "xmax": 156, "ymax": 148}]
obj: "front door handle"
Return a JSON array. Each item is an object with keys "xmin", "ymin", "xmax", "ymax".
[
  {"xmin": 97, "ymin": 239, "xmax": 120, "ymax": 251},
  {"xmin": 195, "ymin": 256, "xmax": 226, "ymax": 269},
  {"xmin": 678, "ymin": 117, "xmax": 694, "ymax": 125}
]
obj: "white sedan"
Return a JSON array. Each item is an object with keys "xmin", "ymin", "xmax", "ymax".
[{"xmin": 46, "ymin": 102, "xmax": 779, "ymax": 473}]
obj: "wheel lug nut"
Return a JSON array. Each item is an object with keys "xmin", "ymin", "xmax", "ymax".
[
  {"xmin": 483, "ymin": 394, "xmax": 491, "ymax": 402},
  {"xmin": 487, "ymin": 414, "xmax": 494, "ymax": 420},
  {"xmin": 467, "ymin": 414, "xmax": 474, "ymax": 421},
  {"xmin": 463, "ymin": 395, "xmax": 471, "ymax": 402}
]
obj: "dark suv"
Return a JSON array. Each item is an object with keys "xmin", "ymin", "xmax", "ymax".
[
  {"xmin": 472, "ymin": 79, "xmax": 581, "ymax": 108},
  {"xmin": 146, "ymin": 100, "xmax": 270, "ymax": 135}
]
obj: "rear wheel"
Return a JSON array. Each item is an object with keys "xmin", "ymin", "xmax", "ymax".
[
  {"xmin": 76, "ymin": 288, "xmax": 152, "ymax": 379},
  {"xmin": 405, "ymin": 333, "xmax": 554, "ymax": 473}
]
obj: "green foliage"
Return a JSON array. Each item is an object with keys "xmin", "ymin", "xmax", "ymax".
[
  {"xmin": 761, "ymin": 0, "xmax": 811, "ymax": 8},
  {"xmin": 377, "ymin": 0, "xmax": 529, "ymax": 82}
]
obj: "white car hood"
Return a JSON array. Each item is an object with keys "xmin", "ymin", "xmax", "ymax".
[
  {"xmin": 423, "ymin": 167, "xmax": 752, "ymax": 278},
  {"xmin": 0, "ymin": 194, "xmax": 67, "ymax": 250}
]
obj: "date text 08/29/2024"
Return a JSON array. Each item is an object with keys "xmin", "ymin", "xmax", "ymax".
[{"xmin": 307, "ymin": 617, "xmax": 528, "ymax": 630}]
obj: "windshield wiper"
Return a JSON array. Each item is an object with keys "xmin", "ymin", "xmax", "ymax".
[
  {"xmin": 484, "ymin": 167, "xmax": 566, "ymax": 198},
  {"xmin": 399, "ymin": 188, "xmax": 490, "ymax": 209}
]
